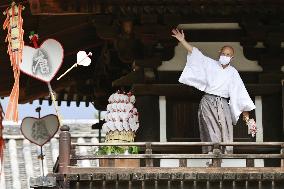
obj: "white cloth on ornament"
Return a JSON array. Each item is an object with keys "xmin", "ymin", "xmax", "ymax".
[{"xmin": 179, "ymin": 47, "xmax": 256, "ymax": 125}]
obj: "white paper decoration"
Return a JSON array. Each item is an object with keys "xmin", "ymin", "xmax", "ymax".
[{"xmin": 103, "ymin": 91, "xmax": 139, "ymax": 133}]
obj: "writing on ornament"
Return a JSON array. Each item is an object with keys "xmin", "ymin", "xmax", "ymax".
[
  {"xmin": 31, "ymin": 119, "xmax": 50, "ymax": 142},
  {"xmin": 32, "ymin": 49, "xmax": 50, "ymax": 75}
]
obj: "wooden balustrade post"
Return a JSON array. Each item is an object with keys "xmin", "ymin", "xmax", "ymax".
[
  {"xmin": 145, "ymin": 142, "xmax": 153, "ymax": 167},
  {"xmin": 212, "ymin": 144, "xmax": 221, "ymax": 167},
  {"xmin": 179, "ymin": 159, "xmax": 187, "ymax": 167},
  {"xmin": 246, "ymin": 159, "xmax": 255, "ymax": 167},
  {"xmin": 58, "ymin": 125, "xmax": 71, "ymax": 174}
]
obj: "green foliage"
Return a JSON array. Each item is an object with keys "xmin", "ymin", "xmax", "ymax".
[
  {"xmin": 128, "ymin": 146, "xmax": 139, "ymax": 154},
  {"xmin": 97, "ymin": 146, "xmax": 139, "ymax": 155}
]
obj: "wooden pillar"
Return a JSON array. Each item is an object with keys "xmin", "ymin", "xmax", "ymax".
[
  {"xmin": 58, "ymin": 125, "xmax": 71, "ymax": 174},
  {"xmin": 135, "ymin": 96, "xmax": 160, "ymax": 142},
  {"xmin": 281, "ymin": 144, "xmax": 284, "ymax": 168},
  {"xmin": 263, "ymin": 92, "xmax": 282, "ymax": 167},
  {"xmin": 281, "ymin": 79, "xmax": 284, "ymax": 141},
  {"xmin": 262, "ymin": 87, "xmax": 282, "ymax": 166}
]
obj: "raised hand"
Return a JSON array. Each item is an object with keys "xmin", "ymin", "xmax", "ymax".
[
  {"xmin": 171, "ymin": 28, "xmax": 185, "ymax": 42},
  {"xmin": 171, "ymin": 28, "xmax": 193, "ymax": 52}
]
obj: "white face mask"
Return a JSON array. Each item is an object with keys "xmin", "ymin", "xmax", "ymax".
[{"xmin": 219, "ymin": 55, "xmax": 231, "ymax": 65}]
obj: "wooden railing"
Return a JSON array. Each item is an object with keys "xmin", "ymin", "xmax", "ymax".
[
  {"xmin": 35, "ymin": 125, "xmax": 284, "ymax": 189},
  {"xmin": 57, "ymin": 125, "xmax": 284, "ymax": 174}
]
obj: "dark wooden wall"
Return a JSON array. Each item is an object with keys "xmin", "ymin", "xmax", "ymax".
[
  {"xmin": 135, "ymin": 96, "xmax": 160, "ymax": 142},
  {"xmin": 166, "ymin": 96, "xmax": 256, "ymax": 143}
]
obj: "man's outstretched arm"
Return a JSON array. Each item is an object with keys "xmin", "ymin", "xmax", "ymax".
[{"xmin": 171, "ymin": 28, "xmax": 193, "ymax": 53}]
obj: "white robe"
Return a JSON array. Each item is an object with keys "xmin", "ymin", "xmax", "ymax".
[{"xmin": 179, "ymin": 47, "xmax": 256, "ymax": 125}]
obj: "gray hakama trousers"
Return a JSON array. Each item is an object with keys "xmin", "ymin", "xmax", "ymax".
[{"xmin": 198, "ymin": 94, "xmax": 233, "ymax": 154}]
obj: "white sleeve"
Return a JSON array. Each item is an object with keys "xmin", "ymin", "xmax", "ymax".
[
  {"xmin": 178, "ymin": 47, "xmax": 211, "ymax": 91},
  {"xmin": 229, "ymin": 70, "xmax": 256, "ymax": 125}
]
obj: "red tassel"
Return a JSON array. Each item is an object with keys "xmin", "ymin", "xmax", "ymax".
[{"xmin": 31, "ymin": 35, "xmax": 39, "ymax": 48}]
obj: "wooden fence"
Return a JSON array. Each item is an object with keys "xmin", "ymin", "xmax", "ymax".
[{"xmin": 30, "ymin": 125, "xmax": 284, "ymax": 188}]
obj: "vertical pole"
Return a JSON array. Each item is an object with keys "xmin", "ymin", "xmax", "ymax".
[
  {"xmin": 58, "ymin": 125, "xmax": 71, "ymax": 174},
  {"xmin": 145, "ymin": 142, "xmax": 153, "ymax": 167},
  {"xmin": 212, "ymin": 144, "xmax": 221, "ymax": 167},
  {"xmin": 40, "ymin": 146, "xmax": 45, "ymax": 177},
  {"xmin": 281, "ymin": 144, "xmax": 284, "ymax": 168},
  {"xmin": 98, "ymin": 110, "xmax": 102, "ymax": 142},
  {"xmin": 282, "ymin": 80, "xmax": 284, "ymax": 138},
  {"xmin": 36, "ymin": 107, "xmax": 46, "ymax": 177}
]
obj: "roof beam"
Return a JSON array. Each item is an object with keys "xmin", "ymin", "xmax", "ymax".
[{"xmin": 131, "ymin": 84, "xmax": 282, "ymax": 97}]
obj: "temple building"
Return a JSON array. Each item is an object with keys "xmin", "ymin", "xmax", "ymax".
[{"xmin": 0, "ymin": 0, "xmax": 283, "ymax": 189}]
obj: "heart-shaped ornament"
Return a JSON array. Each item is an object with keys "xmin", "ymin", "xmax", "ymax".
[
  {"xmin": 77, "ymin": 51, "xmax": 91, "ymax": 66},
  {"xmin": 21, "ymin": 114, "xmax": 59, "ymax": 146},
  {"xmin": 20, "ymin": 39, "xmax": 64, "ymax": 83}
]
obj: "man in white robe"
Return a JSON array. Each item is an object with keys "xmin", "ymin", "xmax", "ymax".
[{"xmin": 171, "ymin": 28, "xmax": 256, "ymax": 154}]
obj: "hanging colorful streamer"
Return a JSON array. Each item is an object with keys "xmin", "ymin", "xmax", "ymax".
[{"xmin": 3, "ymin": 2, "xmax": 25, "ymax": 122}]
